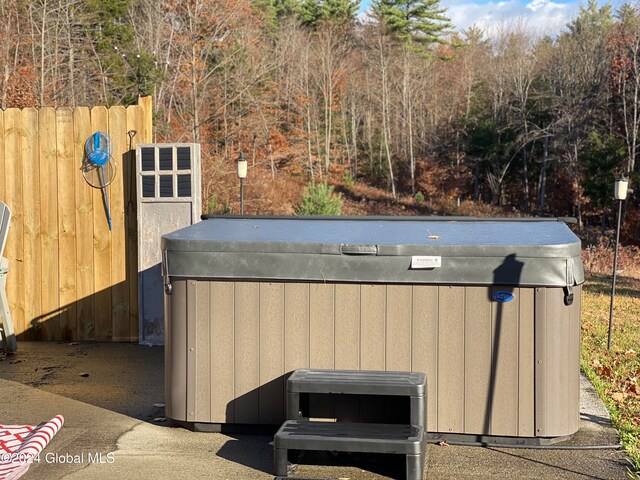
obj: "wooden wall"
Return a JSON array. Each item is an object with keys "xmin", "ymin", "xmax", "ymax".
[{"xmin": 0, "ymin": 97, "xmax": 152, "ymax": 341}]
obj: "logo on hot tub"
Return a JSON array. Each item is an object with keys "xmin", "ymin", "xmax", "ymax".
[{"xmin": 492, "ymin": 291, "xmax": 515, "ymax": 303}]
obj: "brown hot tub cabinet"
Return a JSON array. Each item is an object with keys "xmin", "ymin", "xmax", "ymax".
[{"xmin": 162, "ymin": 217, "xmax": 583, "ymax": 441}]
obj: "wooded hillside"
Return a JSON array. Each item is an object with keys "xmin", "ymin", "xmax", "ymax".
[{"xmin": 1, "ymin": 0, "xmax": 639, "ymax": 243}]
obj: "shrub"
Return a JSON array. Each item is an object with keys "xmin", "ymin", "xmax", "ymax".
[
  {"xmin": 341, "ymin": 170, "xmax": 355, "ymax": 190},
  {"xmin": 295, "ymin": 182, "xmax": 343, "ymax": 216},
  {"xmin": 415, "ymin": 191, "xmax": 425, "ymax": 203},
  {"xmin": 207, "ymin": 194, "xmax": 219, "ymax": 213}
]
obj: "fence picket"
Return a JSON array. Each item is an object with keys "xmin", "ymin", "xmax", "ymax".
[
  {"xmin": 56, "ymin": 108, "xmax": 77, "ymax": 341},
  {"xmin": 38, "ymin": 107, "xmax": 60, "ymax": 340},
  {"xmin": 4, "ymin": 109, "xmax": 25, "ymax": 335},
  {"xmin": 109, "ymin": 106, "xmax": 129, "ymax": 341},
  {"xmin": 74, "ymin": 107, "xmax": 95, "ymax": 340},
  {"xmin": 21, "ymin": 108, "xmax": 41, "ymax": 340}
]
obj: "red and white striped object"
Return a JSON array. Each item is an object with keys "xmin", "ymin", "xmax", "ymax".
[{"xmin": 0, "ymin": 415, "xmax": 64, "ymax": 480}]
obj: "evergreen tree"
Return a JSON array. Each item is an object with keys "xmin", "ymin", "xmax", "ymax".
[
  {"xmin": 301, "ymin": 0, "xmax": 359, "ymax": 27},
  {"xmin": 581, "ymin": 132, "xmax": 626, "ymax": 210},
  {"xmin": 372, "ymin": 0, "xmax": 451, "ymax": 45},
  {"xmin": 295, "ymin": 182, "xmax": 343, "ymax": 215},
  {"xmin": 568, "ymin": 0, "xmax": 613, "ymax": 34},
  {"xmin": 88, "ymin": 0, "xmax": 134, "ymax": 56},
  {"xmin": 301, "ymin": 0, "xmax": 323, "ymax": 26},
  {"xmin": 253, "ymin": 0, "xmax": 301, "ymax": 30},
  {"xmin": 321, "ymin": 0, "xmax": 359, "ymax": 24},
  {"xmin": 275, "ymin": 0, "xmax": 303, "ymax": 17},
  {"xmin": 87, "ymin": 0, "xmax": 157, "ymax": 105},
  {"xmin": 462, "ymin": 25, "xmax": 486, "ymax": 46},
  {"xmin": 615, "ymin": 2, "xmax": 639, "ymax": 26}
]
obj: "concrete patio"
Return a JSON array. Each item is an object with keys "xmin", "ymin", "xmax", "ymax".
[{"xmin": 0, "ymin": 342, "xmax": 631, "ymax": 479}]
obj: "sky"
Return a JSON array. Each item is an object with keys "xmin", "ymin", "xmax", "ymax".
[{"xmin": 359, "ymin": 0, "xmax": 619, "ymax": 36}]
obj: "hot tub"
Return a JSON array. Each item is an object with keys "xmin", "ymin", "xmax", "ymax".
[{"xmin": 162, "ymin": 216, "xmax": 583, "ymax": 441}]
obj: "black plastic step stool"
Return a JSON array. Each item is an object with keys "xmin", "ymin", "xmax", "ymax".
[
  {"xmin": 286, "ymin": 369, "xmax": 426, "ymax": 428},
  {"xmin": 275, "ymin": 369, "xmax": 427, "ymax": 479},
  {"xmin": 274, "ymin": 421, "xmax": 425, "ymax": 480}
]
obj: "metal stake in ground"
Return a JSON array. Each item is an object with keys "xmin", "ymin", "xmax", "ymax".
[{"xmin": 608, "ymin": 176, "xmax": 629, "ymax": 350}]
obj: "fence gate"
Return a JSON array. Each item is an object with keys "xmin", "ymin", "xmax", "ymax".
[{"xmin": 137, "ymin": 143, "xmax": 201, "ymax": 345}]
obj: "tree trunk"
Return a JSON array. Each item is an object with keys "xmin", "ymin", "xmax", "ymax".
[
  {"xmin": 573, "ymin": 142, "xmax": 582, "ymax": 228},
  {"xmin": 351, "ymin": 97, "xmax": 358, "ymax": 177},
  {"xmin": 39, "ymin": 0, "xmax": 47, "ymax": 106},
  {"xmin": 191, "ymin": 42, "xmax": 200, "ymax": 143},
  {"xmin": 307, "ymin": 103, "xmax": 314, "ymax": 183},
  {"xmin": 379, "ymin": 38, "xmax": 395, "ymax": 199},
  {"xmin": 408, "ymin": 89, "xmax": 416, "ymax": 196},
  {"xmin": 324, "ymin": 77, "xmax": 332, "ymax": 178},
  {"xmin": 538, "ymin": 135, "xmax": 548, "ymax": 210},
  {"xmin": 522, "ymin": 142, "xmax": 529, "ymax": 212},
  {"xmin": 402, "ymin": 51, "xmax": 415, "ymax": 195},
  {"xmin": 341, "ymin": 105, "xmax": 351, "ymax": 166},
  {"xmin": 303, "ymin": 43, "xmax": 314, "ymax": 183},
  {"xmin": 456, "ymin": 131, "xmax": 461, "ymax": 207}
]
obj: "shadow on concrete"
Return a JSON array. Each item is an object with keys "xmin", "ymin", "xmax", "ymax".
[
  {"xmin": 487, "ymin": 447, "xmax": 626, "ymax": 480},
  {"xmin": 215, "ymin": 434, "xmax": 408, "ymax": 478},
  {"xmin": 211, "ymin": 374, "xmax": 412, "ymax": 478},
  {"xmin": 579, "ymin": 412, "xmax": 614, "ymax": 427},
  {"xmin": 215, "ymin": 435, "xmax": 275, "ymax": 475}
]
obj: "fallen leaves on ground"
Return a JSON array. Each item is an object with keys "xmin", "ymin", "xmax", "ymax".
[
  {"xmin": 591, "ymin": 359, "xmax": 614, "ymax": 379},
  {"xmin": 581, "ymin": 275, "xmax": 640, "ymax": 468},
  {"xmin": 611, "ymin": 391, "xmax": 626, "ymax": 403}
]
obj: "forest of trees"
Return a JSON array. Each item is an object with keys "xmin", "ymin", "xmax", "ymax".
[{"xmin": 1, "ymin": 0, "xmax": 639, "ymax": 242}]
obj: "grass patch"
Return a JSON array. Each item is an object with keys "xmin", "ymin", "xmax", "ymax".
[{"xmin": 581, "ymin": 274, "xmax": 640, "ymax": 475}]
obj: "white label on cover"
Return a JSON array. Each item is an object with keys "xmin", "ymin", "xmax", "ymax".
[{"xmin": 411, "ymin": 256, "xmax": 441, "ymax": 269}]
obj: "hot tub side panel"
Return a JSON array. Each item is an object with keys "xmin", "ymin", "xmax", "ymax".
[
  {"xmin": 164, "ymin": 280, "xmax": 580, "ymax": 438},
  {"xmin": 534, "ymin": 285, "xmax": 581, "ymax": 438},
  {"xmin": 165, "ymin": 280, "xmax": 187, "ymax": 422}
]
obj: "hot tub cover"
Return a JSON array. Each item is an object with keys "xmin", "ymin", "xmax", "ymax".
[{"xmin": 161, "ymin": 217, "xmax": 583, "ymax": 288}]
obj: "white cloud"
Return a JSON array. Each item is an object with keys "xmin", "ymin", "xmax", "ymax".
[{"xmin": 442, "ymin": 0, "xmax": 578, "ymax": 35}]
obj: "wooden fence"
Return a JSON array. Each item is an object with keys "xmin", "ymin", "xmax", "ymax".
[{"xmin": 0, "ymin": 97, "xmax": 152, "ymax": 341}]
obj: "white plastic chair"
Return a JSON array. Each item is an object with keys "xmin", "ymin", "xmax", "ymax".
[{"xmin": 0, "ymin": 201, "xmax": 16, "ymax": 352}]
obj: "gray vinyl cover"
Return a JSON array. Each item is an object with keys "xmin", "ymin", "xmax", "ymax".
[{"xmin": 161, "ymin": 217, "xmax": 584, "ymax": 288}]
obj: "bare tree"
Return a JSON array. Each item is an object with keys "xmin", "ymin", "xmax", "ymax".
[
  {"xmin": 612, "ymin": 6, "xmax": 640, "ymax": 174},
  {"xmin": 0, "ymin": 0, "xmax": 20, "ymax": 109},
  {"xmin": 546, "ymin": 3, "xmax": 613, "ymax": 225},
  {"xmin": 368, "ymin": 25, "xmax": 397, "ymax": 198},
  {"xmin": 311, "ymin": 23, "xmax": 352, "ymax": 179}
]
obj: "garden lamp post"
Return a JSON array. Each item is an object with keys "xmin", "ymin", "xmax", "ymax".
[
  {"xmin": 237, "ymin": 152, "xmax": 247, "ymax": 215},
  {"xmin": 607, "ymin": 176, "xmax": 628, "ymax": 350}
]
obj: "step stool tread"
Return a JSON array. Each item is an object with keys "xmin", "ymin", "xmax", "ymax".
[
  {"xmin": 287, "ymin": 369, "xmax": 426, "ymax": 396},
  {"xmin": 275, "ymin": 421, "xmax": 424, "ymax": 454}
]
